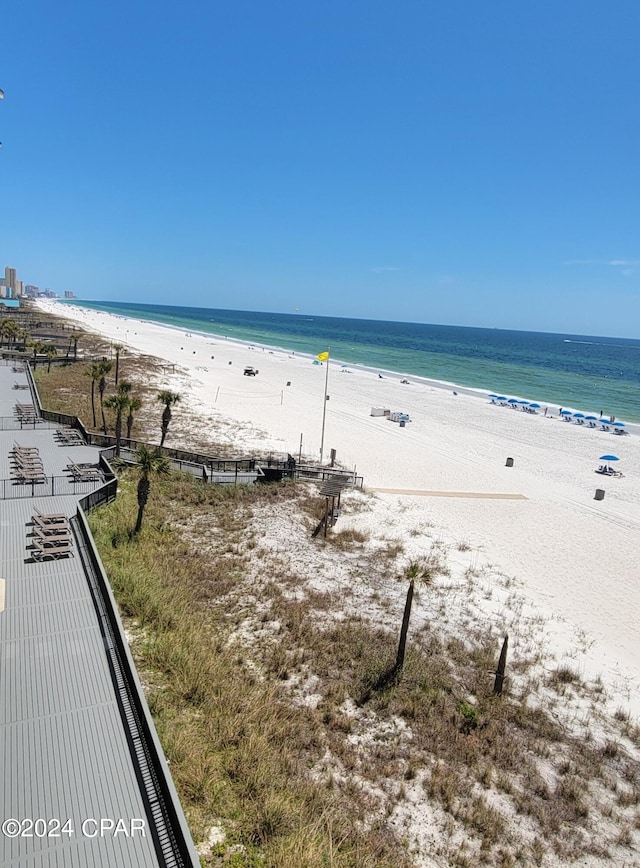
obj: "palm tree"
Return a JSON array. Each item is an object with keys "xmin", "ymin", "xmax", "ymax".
[
  {"xmin": 112, "ymin": 343, "xmax": 124, "ymax": 385},
  {"xmin": 1, "ymin": 319, "xmax": 18, "ymax": 348},
  {"xmin": 67, "ymin": 332, "xmax": 81, "ymax": 361},
  {"xmin": 17, "ymin": 328, "xmax": 30, "ymax": 351},
  {"xmin": 393, "ymin": 562, "xmax": 433, "ymax": 683},
  {"xmin": 126, "ymin": 396, "xmax": 142, "ymax": 442},
  {"xmin": 157, "ymin": 390, "xmax": 181, "ymax": 447},
  {"xmin": 98, "ymin": 361, "xmax": 113, "ymax": 434},
  {"xmin": 28, "ymin": 339, "xmax": 46, "ymax": 368},
  {"xmin": 87, "ymin": 361, "xmax": 103, "ymax": 428},
  {"xmin": 43, "ymin": 343, "xmax": 57, "ymax": 372},
  {"xmin": 104, "ymin": 382, "xmax": 131, "ymax": 456},
  {"xmin": 133, "ymin": 445, "xmax": 170, "ymax": 535}
]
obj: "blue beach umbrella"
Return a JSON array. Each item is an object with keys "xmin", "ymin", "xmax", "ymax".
[
  {"xmin": 613, "ymin": 421, "xmax": 625, "ymax": 427},
  {"xmin": 585, "ymin": 415, "xmax": 598, "ymax": 421},
  {"xmin": 529, "ymin": 403, "xmax": 540, "ymax": 409},
  {"xmin": 508, "ymin": 398, "xmax": 519, "ymax": 404},
  {"xmin": 560, "ymin": 410, "xmax": 572, "ymax": 415},
  {"xmin": 599, "ymin": 455, "xmax": 619, "ymax": 461},
  {"xmin": 496, "ymin": 396, "xmax": 507, "ymax": 401},
  {"xmin": 573, "ymin": 413, "xmax": 585, "ymax": 418},
  {"xmin": 600, "ymin": 417, "xmax": 612, "ymax": 424},
  {"xmin": 488, "ymin": 394, "xmax": 499, "ymax": 399}
]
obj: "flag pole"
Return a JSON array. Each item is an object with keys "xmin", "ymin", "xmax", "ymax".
[{"xmin": 319, "ymin": 348, "xmax": 330, "ymax": 463}]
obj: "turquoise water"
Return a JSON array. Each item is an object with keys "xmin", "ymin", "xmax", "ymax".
[{"xmin": 63, "ymin": 301, "xmax": 640, "ymax": 422}]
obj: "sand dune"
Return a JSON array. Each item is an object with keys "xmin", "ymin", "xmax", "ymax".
[{"xmin": 36, "ymin": 300, "xmax": 640, "ymax": 717}]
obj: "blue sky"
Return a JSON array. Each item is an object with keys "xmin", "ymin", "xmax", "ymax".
[{"xmin": 1, "ymin": 1, "xmax": 639, "ymax": 337}]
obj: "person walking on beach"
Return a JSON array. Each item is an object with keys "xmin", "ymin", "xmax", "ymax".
[{"xmin": 559, "ymin": 407, "xmax": 562, "ymax": 417}]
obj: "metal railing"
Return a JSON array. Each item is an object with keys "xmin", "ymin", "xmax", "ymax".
[
  {"xmin": 73, "ymin": 511, "xmax": 200, "ymax": 867},
  {"xmin": 0, "ymin": 415, "xmax": 58, "ymax": 431},
  {"xmin": 295, "ymin": 463, "xmax": 364, "ymax": 489},
  {"xmin": 0, "ymin": 471, "xmax": 116, "ymax": 501}
]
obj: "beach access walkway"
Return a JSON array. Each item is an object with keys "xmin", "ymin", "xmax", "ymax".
[
  {"xmin": 0, "ymin": 360, "xmax": 199, "ymax": 868},
  {"xmin": 371, "ymin": 487, "xmax": 528, "ymax": 499}
]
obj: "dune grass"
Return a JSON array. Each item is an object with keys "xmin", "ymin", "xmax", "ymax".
[{"xmin": 88, "ymin": 473, "xmax": 409, "ymax": 866}]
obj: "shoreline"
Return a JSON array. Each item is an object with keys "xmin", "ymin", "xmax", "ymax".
[
  {"xmin": 34, "ymin": 299, "xmax": 640, "ymax": 718},
  {"xmin": 53, "ymin": 300, "xmax": 637, "ymax": 426}
]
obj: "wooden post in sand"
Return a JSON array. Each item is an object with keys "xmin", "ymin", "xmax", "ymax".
[{"xmin": 493, "ymin": 635, "xmax": 509, "ymax": 696}]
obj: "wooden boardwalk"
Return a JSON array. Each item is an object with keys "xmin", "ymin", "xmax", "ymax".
[{"xmin": 371, "ymin": 487, "xmax": 527, "ymax": 500}]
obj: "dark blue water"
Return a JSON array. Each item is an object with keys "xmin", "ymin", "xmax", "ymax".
[{"xmin": 63, "ymin": 301, "xmax": 640, "ymax": 422}]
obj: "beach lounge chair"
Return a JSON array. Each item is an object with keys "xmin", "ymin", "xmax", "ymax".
[
  {"xmin": 31, "ymin": 536, "xmax": 74, "ymax": 561},
  {"xmin": 12, "ymin": 442, "xmax": 37, "ymax": 451},
  {"xmin": 13, "ymin": 458, "xmax": 47, "ymax": 484},
  {"xmin": 33, "ymin": 507, "xmax": 68, "ymax": 525},
  {"xmin": 66, "ymin": 459, "xmax": 102, "ymax": 482},
  {"xmin": 34, "ymin": 523, "xmax": 72, "ymax": 539},
  {"xmin": 11, "ymin": 448, "xmax": 45, "ymax": 477},
  {"xmin": 55, "ymin": 428, "xmax": 85, "ymax": 445}
]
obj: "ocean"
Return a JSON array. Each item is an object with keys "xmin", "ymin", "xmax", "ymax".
[{"xmin": 62, "ymin": 301, "xmax": 640, "ymax": 423}]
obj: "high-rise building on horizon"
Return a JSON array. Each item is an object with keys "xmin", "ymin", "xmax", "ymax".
[{"xmin": 2, "ymin": 266, "xmax": 23, "ymax": 298}]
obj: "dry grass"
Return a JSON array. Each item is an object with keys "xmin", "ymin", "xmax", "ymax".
[{"xmin": 88, "ymin": 474, "xmax": 411, "ymax": 866}]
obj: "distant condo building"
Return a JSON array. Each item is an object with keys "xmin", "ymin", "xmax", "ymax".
[
  {"xmin": 1, "ymin": 266, "xmax": 65, "ymax": 299},
  {"xmin": 0, "ymin": 265, "xmax": 24, "ymax": 298}
]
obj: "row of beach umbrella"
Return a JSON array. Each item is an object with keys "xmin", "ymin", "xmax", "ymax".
[
  {"xmin": 559, "ymin": 409, "xmax": 625, "ymax": 427},
  {"xmin": 489, "ymin": 395, "xmax": 625, "ymax": 428},
  {"xmin": 489, "ymin": 395, "xmax": 541, "ymax": 409}
]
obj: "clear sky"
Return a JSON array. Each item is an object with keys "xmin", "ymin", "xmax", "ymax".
[{"xmin": 1, "ymin": 1, "xmax": 639, "ymax": 337}]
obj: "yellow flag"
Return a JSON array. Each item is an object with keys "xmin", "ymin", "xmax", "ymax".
[{"xmin": 317, "ymin": 351, "xmax": 329, "ymax": 362}]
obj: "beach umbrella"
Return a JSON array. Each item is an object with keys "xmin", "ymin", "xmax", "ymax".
[
  {"xmin": 519, "ymin": 400, "xmax": 529, "ymax": 405},
  {"xmin": 600, "ymin": 417, "xmax": 612, "ymax": 424},
  {"xmin": 507, "ymin": 398, "xmax": 519, "ymax": 404},
  {"xmin": 529, "ymin": 403, "xmax": 541, "ymax": 409},
  {"xmin": 573, "ymin": 413, "xmax": 585, "ymax": 418},
  {"xmin": 613, "ymin": 421, "xmax": 625, "ymax": 427},
  {"xmin": 496, "ymin": 396, "xmax": 507, "ymax": 401},
  {"xmin": 488, "ymin": 393, "xmax": 499, "ymax": 399},
  {"xmin": 585, "ymin": 415, "xmax": 597, "ymax": 421},
  {"xmin": 560, "ymin": 410, "xmax": 572, "ymax": 415},
  {"xmin": 599, "ymin": 455, "xmax": 619, "ymax": 461}
]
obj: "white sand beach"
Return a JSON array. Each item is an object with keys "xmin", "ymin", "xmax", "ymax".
[{"xmin": 36, "ymin": 300, "xmax": 640, "ymax": 720}]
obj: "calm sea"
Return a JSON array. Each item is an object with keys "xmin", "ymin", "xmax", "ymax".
[{"xmin": 63, "ymin": 301, "xmax": 640, "ymax": 422}]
